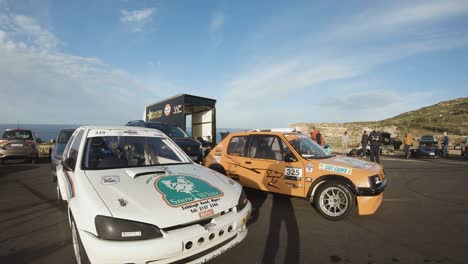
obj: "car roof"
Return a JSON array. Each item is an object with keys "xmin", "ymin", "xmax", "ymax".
[
  {"xmin": 5, "ymin": 128, "xmax": 32, "ymax": 131},
  {"xmin": 79, "ymin": 125, "xmax": 168, "ymax": 137},
  {"xmin": 223, "ymin": 131, "xmax": 302, "ymax": 137}
]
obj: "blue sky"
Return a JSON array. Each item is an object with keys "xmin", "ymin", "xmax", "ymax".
[{"xmin": 0, "ymin": 0, "xmax": 467, "ymax": 128}]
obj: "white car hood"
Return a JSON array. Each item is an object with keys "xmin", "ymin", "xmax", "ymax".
[{"xmin": 84, "ymin": 164, "xmax": 241, "ymax": 228}]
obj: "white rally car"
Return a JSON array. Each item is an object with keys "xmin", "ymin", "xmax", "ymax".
[{"xmin": 56, "ymin": 126, "xmax": 251, "ymax": 264}]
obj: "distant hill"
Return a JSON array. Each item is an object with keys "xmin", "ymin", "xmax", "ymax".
[
  {"xmin": 291, "ymin": 98, "xmax": 468, "ymax": 149},
  {"xmin": 355, "ymin": 97, "xmax": 468, "ymax": 136}
]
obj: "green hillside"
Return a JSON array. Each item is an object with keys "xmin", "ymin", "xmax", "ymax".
[{"xmin": 348, "ymin": 97, "xmax": 468, "ymax": 136}]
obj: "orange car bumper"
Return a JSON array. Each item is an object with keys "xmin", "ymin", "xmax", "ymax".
[{"xmin": 357, "ymin": 193, "xmax": 383, "ymax": 215}]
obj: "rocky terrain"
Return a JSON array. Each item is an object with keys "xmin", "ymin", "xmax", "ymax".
[{"xmin": 290, "ymin": 97, "xmax": 468, "ymax": 150}]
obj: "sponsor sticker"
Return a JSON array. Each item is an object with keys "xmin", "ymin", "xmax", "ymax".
[
  {"xmin": 306, "ymin": 177, "xmax": 312, "ymax": 182},
  {"xmin": 306, "ymin": 163, "xmax": 314, "ymax": 173},
  {"xmin": 101, "ymin": 175, "xmax": 120, "ymax": 185},
  {"xmin": 154, "ymin": 175, "xmax": 224, "ymax": 207},
  {"xmin": 173, "ymin": 104, "xmax": 183, "ymax": 114},
  {"xmin": 334, "ymin": 157, "xmax": 373, "ymax": 169},
  {"xmin": 319, "ymin": 163, "xmax": 352, "ymax": 175},
  {"xmin": 148, "ymin": 110, "xmax": 162, "ymax": 120},
  {"xmin": 122, "ymin": 231, "xmax": 141, "ymax": 237},
  {"xmin": 164, "ymin": 104, "xmax": 171, "ymax": 116},
  {"xmin": 199, "ymin": 209, "xmax": 214, "ymax": 219},
  {"xmin": 284, "ymin": 167, "xmax": 302, "ymax": 181}
]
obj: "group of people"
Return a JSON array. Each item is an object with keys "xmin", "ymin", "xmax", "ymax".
[{"xmin": 309, "ymin": 126, "xmax": 452, "ymax": 164}]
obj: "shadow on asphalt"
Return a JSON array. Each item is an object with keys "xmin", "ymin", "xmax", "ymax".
[
  {"xmin": 262, "ymin": 193, "xmax": 300, "ymax": 264},
  {"xmin": 0, "ymin": 165, "xmax": 39, "ymax": 177},
  {"xmin": 0, "ymin": 238, "xmax": 71, "ymax": 264}
]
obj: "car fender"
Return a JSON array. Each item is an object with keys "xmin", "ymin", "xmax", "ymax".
[
  {"xmin": 56, "ymin": 165, "xmax": 69, "ymax": 202},
  {"xmin": 68, "ymin": 170, "xmax": 112, "ymax": 237},
  {"xmin": 307, "ymin": 175, "xmax": 359, "ymax": 203}
]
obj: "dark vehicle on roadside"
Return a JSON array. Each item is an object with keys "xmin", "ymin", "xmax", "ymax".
[
  {"xmin": 382, "ymin": 132, "xmax": 402, "ymax": 150},
  {"xmin": 50, "ymin": 128, "xmax": 76, "ymax": 181},
  {"xmin": 411, "ymin": 135, "xmax": 439, "ymax": 158},
  {"xmin": 461, "ymin": 137, "xmax": 468, "ymax": 156},
  {"xmin": 0, "ymin": 129, "xmax": 38, "ymax": 164},
  {"xmin": 125, "ymin": 120, "xmax": 204, "ymax": 163}
]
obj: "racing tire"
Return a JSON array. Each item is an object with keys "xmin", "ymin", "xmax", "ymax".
[
  {"xmin": 71, "ymin": 216, "xmax": 91, "ymax": 264},
  {"xmin": 314, "ymin": 181, "xmax": 355, "ymax": 221}
]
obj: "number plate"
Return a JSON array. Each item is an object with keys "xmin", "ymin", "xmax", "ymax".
[
  {"xmin": 11, "ymin": 143, "xmax": 23, "ymax": 148},
  {"xmin": 429, "ymin": 153, "xmax": 435, "ymax": 156},
  {"xmin": 284, "ymin": 167, "xmax": 303, "ymax": 181}
]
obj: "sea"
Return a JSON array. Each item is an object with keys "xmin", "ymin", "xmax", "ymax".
[{"xmin": 0, "ymin": 124, "xmax": 246, "ymax": 143}]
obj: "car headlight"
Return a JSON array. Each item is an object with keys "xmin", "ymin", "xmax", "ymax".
[
  {"xmin": 95, "ymin": 215, "xmax": 163, "ymax": 241},
  {"xmin": 369, "ymin": 175, "xmax": 382, "ymax": 187},
  {"xmin": 236, "ymin": 190, "xmax": 248, "ymax": 212}
]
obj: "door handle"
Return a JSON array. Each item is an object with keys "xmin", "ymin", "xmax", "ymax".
[{"xmin": 245, "ymin": 161, "xmax": 252, "ymax": 164}]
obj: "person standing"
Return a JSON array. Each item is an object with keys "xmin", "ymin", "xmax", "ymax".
[
  {"xmin": 369, "ymin": 127, "xmax": 382, "ymax": 164},
  {"xmin": 442, "ymin": 132, "xmax": 449, "ymax": 157},
  {"xmin": 404, "ymin": 131, "xmax": 413, "ymax": 158},
  {"xmin": 310, "ymin": 127, "xmax": 318, "ymax": 143},
  {"xmin": 341, "ymin": 131, "xmax": 350, "ymax": 155},
  {"xmin": 361, "ymin": 131, "xmax": 368, "ymax": 158},
  {"xmin": 316, "ymin": 130, "xmax": 323, "ymax": 146}
]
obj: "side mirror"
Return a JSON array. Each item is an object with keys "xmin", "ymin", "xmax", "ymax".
[
  {"xmin": 63, "ymin": 157, "xmax": 76, "ymax": 171},
  {"xmin": 284, "ymin": 153, "xmax": 298, "ymax": 163},
  {"xmin": 50, "ymin": 138, "xmax": 56, "ymax": 144}
]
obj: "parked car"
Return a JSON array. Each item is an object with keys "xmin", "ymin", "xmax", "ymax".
[
  {"xmin": 56, "ymin": 126, "xmax": 251, "ymax": 263},
  {"xmin": 461, "ymin": 137, "xmax": 468, "ymax": 156},
  {"xmin": 411, "ymin": 135, "xmax": 439, "ymax": 158},
  {"xmin": 0, "ymin": 128, "xmax": 38, "ymax": 164},
  {"xmin": 50, "ymin": 128, "xmax": 76, "ymax": 182},
  {"xmin": 205, "ymin": 130, "xmax": 387, "ymax": 221},
  {"xmin": 125, "ymin": 120, "xmax": 205, "ymax": 163}
]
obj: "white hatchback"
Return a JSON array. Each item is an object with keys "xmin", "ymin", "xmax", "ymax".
[{"xmin": 56, "ymin": 126, "xmax": 251, "ymax": 264}]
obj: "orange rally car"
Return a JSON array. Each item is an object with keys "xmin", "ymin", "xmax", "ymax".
[{"xmin": 205, "ymin": 130, "xmax": 387, "ymax": 220}]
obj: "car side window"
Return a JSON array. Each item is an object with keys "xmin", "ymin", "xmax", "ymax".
[
  {"xmin": 66, "ymin": 130, "xmax": 85, "ymax": 161},
  {"xmin": 248, "ymin": 135, "xmax": 282, "ymax": 161},
  {"xmin": 62, "ymin": 133, "xmax": 77, "ymax": 159},
  {"xmin": 227, "ymin": 136, "xmax": 248, "ymax": 156}
]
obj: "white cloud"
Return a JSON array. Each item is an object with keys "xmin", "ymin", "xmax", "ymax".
[
  {"xmin": 120, "ymin": 8, "xmax": 156, "ymax": 32},
  {"xmin": 327, "ymin": 0, "xmax": 468, "ymax": 39},
  {"xmin": 0, "ymin": 12, "xmax": 172, "ymax": 124},
  {"xmin": 217, "ymin": 1, "xmax": 468, "ymax": 128},
  {"xmin": 210, "ymin": 11, "xmax": 225, "ymax": 33}
]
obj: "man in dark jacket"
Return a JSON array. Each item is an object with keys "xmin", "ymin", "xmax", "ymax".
[
  {"xmin": 369, "ymin": 127, "xmax": 382, "ymax": 164},
  {"xmin": 361, "ymin": 131, "xmax": 368, "ymax": 158}
]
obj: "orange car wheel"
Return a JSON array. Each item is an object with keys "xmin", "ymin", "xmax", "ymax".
[{"xmin": 314, "ymin": 182, "xmax": 355, "ymax": 221}]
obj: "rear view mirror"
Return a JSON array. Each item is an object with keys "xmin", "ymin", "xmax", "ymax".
[
  {"xmin": 63, "ymin": 158, "xmax": 76, "ymax": 171},
  {"xmin": 285, "ymin": 153, "xmax": 298, "ymax": 163}
]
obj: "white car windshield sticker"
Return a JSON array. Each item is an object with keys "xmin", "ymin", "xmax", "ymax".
[{"xmin": 319, "ymin": 163, "xmax": 352, "ymax": 175}]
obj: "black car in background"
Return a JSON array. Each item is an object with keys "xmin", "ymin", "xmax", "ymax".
[
  {"xmin": 50, "ymin": 128, "xmax": 76, "ymax": 181},
  {"xmin": 411, "ymin": 135, "xmax": 440, "ymax": 158},
  {"xmin": 125, "ymin": 120, "xmax": 204, "ymax": 163}
]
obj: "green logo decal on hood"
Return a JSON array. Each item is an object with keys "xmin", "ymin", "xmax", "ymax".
[{"xmin": 154, "ymin": 175, "xmax": 224, "ymax": 207}]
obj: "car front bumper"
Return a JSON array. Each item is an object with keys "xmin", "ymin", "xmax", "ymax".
[{"xmin": 79, "ymin": 202, "xmax": 251, "ymax": 264}]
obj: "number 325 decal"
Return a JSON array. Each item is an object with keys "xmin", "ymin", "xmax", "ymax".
[{"xmin": 284, "ymin": 167, "xmax": 303, "ymax": 181}]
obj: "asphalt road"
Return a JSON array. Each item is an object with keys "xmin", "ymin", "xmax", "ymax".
[{"xmin": 1, "ymin": 156, "xmax": 468, "ymax": 264}]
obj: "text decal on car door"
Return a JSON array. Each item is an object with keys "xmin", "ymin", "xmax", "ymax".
[{"xmin": 154, "ymin": 175, "xmax": 224, "ymax": 207}]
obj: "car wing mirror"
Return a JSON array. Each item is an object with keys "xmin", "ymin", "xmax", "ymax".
[
  {"xmin": 63, "ymin": 157, "xmax": 76, "ymax": 171},
  {"xmin": 50, "ymin": 138, "xmax": 56, "ymax": 144},
  {"xmin": 284, "ymin": 153, "xmax": 298, "ymax": 163}
]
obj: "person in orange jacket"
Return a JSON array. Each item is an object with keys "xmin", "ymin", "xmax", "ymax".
[
  {"xmin": 310, "ymin": 127, "xmax": 318, "ymax": 142},
  {"xmin": 404, "ymin": 131, "xmax": 413, "ymax": 158}
]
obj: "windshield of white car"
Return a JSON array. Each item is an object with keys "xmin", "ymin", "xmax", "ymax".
[
  {"xmin": 284, "ymin": 134, "xmax": 332, "ymax": 159},
  {"xmin": 82, "ymin": 136, "xmax": 192, "ymax": 170}
]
